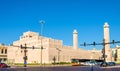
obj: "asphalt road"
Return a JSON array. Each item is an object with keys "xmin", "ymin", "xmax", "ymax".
[{"xmin": 0, "ymin": 65, "xmax": 120, "ymax": 71}]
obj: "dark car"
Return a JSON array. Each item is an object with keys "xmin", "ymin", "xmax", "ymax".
[
  {"xmin": 100, "ymin": 62, "xmax": 108, "ymax": 67},
  {"xmin": 107, "ymin": 62, "xmax": 116, "ymax": 66},
  {"xmin": 100, "ymin": 62, "xmax": 116, "ymax": 67},
  {"xmin": 0, "ymin": 63, "xmax": 10, "ymax": 68}
]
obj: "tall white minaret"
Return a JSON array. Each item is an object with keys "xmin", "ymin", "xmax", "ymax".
[
  {"xmin": 73, "ymin": 29, "xmax": 78, "ymax": 49},
  {"xmin": 104, "ymin": 22, "xmax": 112, "ymax": 62}
]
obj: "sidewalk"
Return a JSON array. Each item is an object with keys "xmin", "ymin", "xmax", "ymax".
[{"xmin": 10, "ymin": 64, "xmax": 72, "ymax": 68}]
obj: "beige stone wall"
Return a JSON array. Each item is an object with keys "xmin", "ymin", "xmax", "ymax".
[
  {"xmin": 7, "ymin": 31, "xmax": 102, "ymax": 64},
  {"xmin": 49, "ymin": 45, "xmax": 102, "ymax": 63},
  {"xmin": 7, "ymin": 46, "xmax": 21, "ymax": 63}
]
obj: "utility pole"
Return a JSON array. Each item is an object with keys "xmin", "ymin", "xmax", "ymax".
[
  {"xmin": 103, "ymin": 39, "xmax": 106, "ymax": 63},
  {"xmin": 39, "ymin": 20, "xmax": 45, "ymax": 65},
  {"xmin": 20, "ymin": 44, "xmax": 27, "ymax": 67}
]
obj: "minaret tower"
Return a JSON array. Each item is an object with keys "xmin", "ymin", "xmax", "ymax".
[
  {"xmin": 73, "ymin": 29, "xmax": 78, "ymax": 49},
  {"xmin": 104, "ymin": 22, "xmax": 112, "ymax": 62}
]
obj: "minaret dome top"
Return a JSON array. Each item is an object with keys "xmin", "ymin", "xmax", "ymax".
[
  {"xmin": 73, "ymin": 29, "xmax": 78, "ymax": 34},
  {"xmin": 104, "ymin": 22, "xmax": 109, "ymax": 28}
]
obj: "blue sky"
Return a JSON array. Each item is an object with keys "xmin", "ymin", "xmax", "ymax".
[{"xmin": 0, "ymin": 0, "xmax": 120, "ymax": 50}]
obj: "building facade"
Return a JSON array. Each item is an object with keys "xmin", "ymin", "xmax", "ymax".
[
  {"xmin": 7, "ymin": 30, "xmax": 102, "ymax": 64},
  {"xmin": 112, "ymin": 45, "xmax": 120, "ymax": 62},
  {"xmin": 0, "ymin": 44, "xmax": 7, "ymax": 62}
]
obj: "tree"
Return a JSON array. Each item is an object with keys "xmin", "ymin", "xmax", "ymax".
[{"xmin": 52, "ymin": 56, "xmax": 56, "ymax": 64}]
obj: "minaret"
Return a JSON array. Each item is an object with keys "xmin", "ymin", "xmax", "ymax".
[
  {"xmin": 104, "ymin": 22, "xmax": 112, "ymax": 62},
  {"xmin": 73, "ymin": 29, "xmax": 78, "ymax": 49}
]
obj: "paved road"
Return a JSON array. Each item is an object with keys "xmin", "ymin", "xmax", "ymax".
[{"xmin": 0, "ymin": 65, "xmax": 120, "ymax": 71}]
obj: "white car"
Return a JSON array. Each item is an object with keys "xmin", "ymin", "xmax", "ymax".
[{"xmin": 83, "ymin": 61, "xmax": 96, "ymax": 66}]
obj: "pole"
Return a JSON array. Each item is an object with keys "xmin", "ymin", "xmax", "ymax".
[
  {"xmin": 91, "ymin": 49, "xmax": 94, "ymax": 71},
  {"xmin": 103, "ymin": 39, "xmax": 106, "ymax": 62},
  {"xmin": 91, "ymin": 64, "xmax": 93, "ymax": 71},
  {"xmin": 40, "ymin": 20, "xmax": 45, "ymax": 65},
  {"xmin": 40, "ymin": 46, "xmax": 43, "ymax": 65},
  {"xmin": 24, "ymin": 44, "xmax": 27, "ymax": 67},
  {"xmin": 101, "ymin": 39, "xmax": 108, "ymax": 67},
  {"xmin": 58, "ymin": 51, "xmax": 59, "ymax": 63}
]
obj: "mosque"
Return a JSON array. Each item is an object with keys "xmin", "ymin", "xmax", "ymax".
[{"xmin": 6, "ymin": 22, "xmax": 113, "ymax": 64}]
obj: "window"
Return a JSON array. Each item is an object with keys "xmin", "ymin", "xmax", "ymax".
[
  {"xmin": 1, "ymin": 49, "xmax": 4, "ymax": 54},
  {"xmin": 5, "ymin": 49, "xmax": 7, "ymax": 54},
  {"xmin": 29, "ymin": 35, "xmax": 32, "ymax": 38}
]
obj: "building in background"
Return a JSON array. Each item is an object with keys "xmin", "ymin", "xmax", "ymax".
[
  {"xmin": 112, "ymin": 45, "xmax": 120, "ymax": 62},
  {"xmin": 0, "ymin": 44, "xmax": 7, "ymax": 63}
]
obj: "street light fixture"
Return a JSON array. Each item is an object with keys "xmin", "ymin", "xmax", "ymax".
[
  {"xmin": 39, "ymin": 20, "xmax": 45, "ymax": 36},
  {"xmin": 39, "ymin": 20, "xmax": 45, "ymax": 65}
]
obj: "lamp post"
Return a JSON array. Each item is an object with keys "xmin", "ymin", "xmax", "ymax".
[{"xmin": 39, "ymin": 20, "xmax": 45, "ymax": 65}]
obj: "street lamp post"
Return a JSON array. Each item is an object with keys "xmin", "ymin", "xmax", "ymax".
[{"xmin": 39, "ymin": 20, "xmax": 45, "ymax": 65}]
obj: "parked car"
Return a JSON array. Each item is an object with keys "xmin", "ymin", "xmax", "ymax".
[
  {"xmin": 0, "ymin": 63, "xmax": 10, "ymax": 68},
  {"xmin": 100, "ymin": 62, "xmax": 116, "ymax": 67},
  {"xmin": 83, "ymin": 61, "xmax": 97, "ymax": 66},
  {"xmin": 107, "ymin": 62, "xmax": 116, "ymax": 66},
  {"xmin": 100, "ymin": 62, "xmax": 108, "ymax": 67},
  {"xmin": 97, "ymin": 62, "xmax": 102, "ymax": 65}
]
